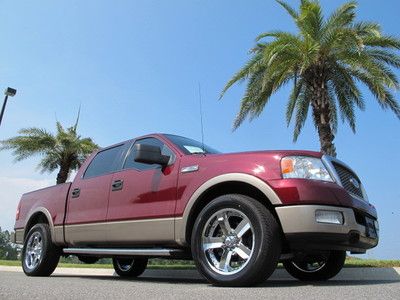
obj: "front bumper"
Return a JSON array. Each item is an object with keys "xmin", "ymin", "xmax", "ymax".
[{"xmin": 276, "ymin": 205, "xmax": 379, "ymax": 253}]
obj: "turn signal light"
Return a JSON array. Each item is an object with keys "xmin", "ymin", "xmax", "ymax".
[
  {"xmin": 281, "ymin": 158, "xmax": 294, "ymax": 174},
  {"xmin": 16, "ymin": 203, "xmax": 21, "ymax": 220}
]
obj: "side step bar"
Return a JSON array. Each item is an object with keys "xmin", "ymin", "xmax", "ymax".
[{"xmin": 63, "ymin": 248, "xmax": 184, "ymax": 257}]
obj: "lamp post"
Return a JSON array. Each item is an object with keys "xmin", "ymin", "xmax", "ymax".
[{"xmin": 0, "ymin": 87, "xmax": 17, "ymax": 127}]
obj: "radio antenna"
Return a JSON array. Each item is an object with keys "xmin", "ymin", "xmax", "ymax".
[{"xmin": 198, "ymin": 83, "xmax": 205, "ymax": 154}]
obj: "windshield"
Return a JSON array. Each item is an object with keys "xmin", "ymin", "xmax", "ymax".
[{"xmin": 163, "ymin": 134, "xmax": 220, "ymax": 155}]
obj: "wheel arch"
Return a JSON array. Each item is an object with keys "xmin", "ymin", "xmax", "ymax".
[
  {"xmin": 175, "ymin": 173, "xmax": 283, "ymax": 246},
  {"xmin": 24, "ymin": 207, "xmax": 56, "ymax": 243}
]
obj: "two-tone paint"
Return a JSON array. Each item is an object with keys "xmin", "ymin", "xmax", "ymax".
[{"xmin": 13, "ymin": 133, "xmax": 378, "ymax": 254}]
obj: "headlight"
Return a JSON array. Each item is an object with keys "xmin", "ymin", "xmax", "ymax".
[{"xmin": 281, "ymin": 156, "xmax": 333, "ymax": 182}]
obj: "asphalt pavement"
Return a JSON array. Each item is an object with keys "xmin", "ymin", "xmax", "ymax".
[{"xmin": 0, "ymin": 266, "xmax": 399, "ymax": 299}]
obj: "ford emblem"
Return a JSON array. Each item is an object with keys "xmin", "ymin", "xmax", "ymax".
[{"xmin": 349, "ymin": 177, "xmax": 360, "ymax": 189}]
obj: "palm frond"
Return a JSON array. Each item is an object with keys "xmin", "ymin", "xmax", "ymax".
[
  {"xmin": 352, "ymin": 21, "xmax": 381, "ymax": 37},
  {"xmin": 366, "ymin": 49, "xmax": 400, "ymax": 68},
  {"xmin": 275, "ymin": 0, "xmax": 298, "ymax": 20},
  {"xmin": 350, "ymin": 69, "xmax": 400, "ymax": 118},
  {"xmin": 363, "ymin": 35, "xmax": 400, "ymax": 49},
  {"xmin": 0, "ymin": 119, "xmax": 98, "ymax": 180},
  {"xmin": 297, "ymin": 0, "xmax": 323, "ymax": 39},
  {"xmin": 293, "ymin": 87, "xmax": 311, "ymax": 142},
  {"xmin": 324, "ymin": 1, "xmax": 357, "ymax": 30},
  {"xmin": 286, "ymin": 79, "xmax": 304, "ymax": 125},
  {"xmin": 220, "ymin": 53, "xmax": 263, "ymax": 99}
]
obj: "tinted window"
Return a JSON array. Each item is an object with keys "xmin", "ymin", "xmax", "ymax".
[
  {"xmin": 84, "ymin": 145, "xmax": 123, "ymax": 178},
  {"xmin": 124, "ymin": 138, "xmax": 174, "ymax": 171},
  {"xmin": 163, "ymin": 134, "xmax": 220, "ymax": 155}
]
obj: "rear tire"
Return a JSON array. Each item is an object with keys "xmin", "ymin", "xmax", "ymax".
[
  {"xmin": 22, "ymin": 223, "xmax": 60, "ymax": 276},
  {"xmin": 283, "ymin": 250, "xmax": 346, "ymax": 281},
  {"xmin": 191, "ymin": 194, "xmax": 281, "ymax": 287},
  {"xmin": 112, "ymin": 257, "xmax": 148, "ymax": 277}
]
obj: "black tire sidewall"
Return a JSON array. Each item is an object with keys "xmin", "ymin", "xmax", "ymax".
[
  {"xmin": 191, "ymin": 194, "xmax": 281, "ymax": 286},
  {"xmin": 283, "ymin": 250, "xmax": 346, "ymax": 281},
  {"xmin": 112, "ymin": 257, "xmax": 148, "ymax": 277},
  {"xmin": 22, "ymin": 223, "xmax": 59, "ymax": 276}
]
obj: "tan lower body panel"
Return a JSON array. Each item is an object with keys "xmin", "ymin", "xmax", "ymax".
[
  {"xmin": 53, "ymin": 225, "xmax": 64, "ymax": 245},
  {"xmin": 15, "ymin": 229, "xmax": 24, "ymax": 244},
  {"xmin": 64, "ymin": 222, "xmax": 108, "ymax": 246},
  {"xmin": 64, "ymin": 218, "xmax": 175, "ymax": 246},
  {"xmin": 275, "ymin": 204, "xmax": 366, "ymax": 235},
  {"xmin": 174, "ymin": 218, "xmax": 186, "ymax": 246},
  {"xmin": 107, "ymin": 218, "xmax": 175, "ymax": 244}
]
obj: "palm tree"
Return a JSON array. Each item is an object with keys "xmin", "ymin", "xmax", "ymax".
[
  {"xmin": 220, "ymin": 0, "xmax": 400, "ymax": 157},
  {"xmin": 0, "ymin": 113, "xmax": 98, "ymax": 184}
]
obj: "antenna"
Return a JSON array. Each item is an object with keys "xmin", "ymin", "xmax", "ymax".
[{"xmin": 198, "ymin": 83, "xmax": 205, "ymax": 153}]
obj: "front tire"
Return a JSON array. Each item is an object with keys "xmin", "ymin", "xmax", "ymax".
[
  {"xmin": 22, "ymin": 223, "xmax": 60, "ymax": 276},
  {"xmin": 112, "ymin": 257, "xmax": 148, "ymax": 277},
  {"xmin": 191, "ymin": 194, "xmax": 281, "ymax": 287},
  {"xmin": 283, "ymin": 251, "xmax": 346, "ymax": 281}
]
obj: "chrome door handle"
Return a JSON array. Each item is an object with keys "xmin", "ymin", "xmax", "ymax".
[
  {"xmin": 111, "ymin": 180, "xmax": 123, "ymax": 191},
  {"xmin": 71, "ymin": 188, "xmax": 80, "ymax": 198}
]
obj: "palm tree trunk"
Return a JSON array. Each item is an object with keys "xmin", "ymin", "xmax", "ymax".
[
  {"xmin": 311, "ymin": 77, "xmax": 337, "ymax": 157},
  {"xmin": 56, "ymin": 165, "xmax": 69, "ymax": 184}
]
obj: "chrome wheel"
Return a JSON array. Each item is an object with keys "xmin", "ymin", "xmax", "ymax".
[
  {"xmin": 292, "ymin": 260, "xmax": 326, "ymax": 273},
  {"xmin": 201, "ymin": 208, "xmax": 255, "ymax": 275},
  {"xmin": 112, "ymin": 257, "xmax": 148, "ymax": 277},
  {"xmin": 283, "ymin": 251, "xmax": 345, "ymax": 281},
  {"xmin": 24, "ymin": 232, "xmax": 43, "ymax": 270},
  {"xmin": 116, "ymin": 258, "xmax": 134, "ymax": 272}
]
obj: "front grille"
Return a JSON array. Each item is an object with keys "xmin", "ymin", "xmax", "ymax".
[{"xmin": 332, "ymin": 162, "xmax": 364, "ymax": 199}]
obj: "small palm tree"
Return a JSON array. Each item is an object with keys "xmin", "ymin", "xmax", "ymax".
[
  {"xmin": 220, "ymin": 0, "xmax": 400, "ymax": 156},
  {"xmin": 0, "ymin": 114, "xmax": 98, "ymax": 184}
]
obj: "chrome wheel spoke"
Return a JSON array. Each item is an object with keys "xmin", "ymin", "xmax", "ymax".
[
  {"xmin": 203, "ymin": 237, "xmax": 224, "ymax": 250},
  {"xmin": 234, "ymin": 219, "xmax": 251, "ymax": 238},
  {"xmin": 219, "ymin": 250, "xmax": 233, "ymax": 272},
  {"xmin": 235, "ymin": 243, "xmax": 251, "ymax": 260},
  {"xmin": 217, "ymin": 213, "xmax": 232, "ymax": 236}
]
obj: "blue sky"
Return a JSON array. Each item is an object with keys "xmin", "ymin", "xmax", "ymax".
[{"xmin": 0, "ymin": 0, "xmax": 399, "ymax": 259}]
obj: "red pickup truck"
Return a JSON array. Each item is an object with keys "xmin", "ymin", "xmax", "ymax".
[{"xmin": 13, "ymin": 133, "xmax": 378, "ymax": 286}]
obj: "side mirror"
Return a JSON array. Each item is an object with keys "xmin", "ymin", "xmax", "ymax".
[{"xmin": 134, "ymin": 144, "xmax": 170, "ymax": 167}]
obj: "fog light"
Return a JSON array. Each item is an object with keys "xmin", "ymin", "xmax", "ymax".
[
  {"xmin": 315, "ymin": 210, "xmax": 344, "ymax": 225},
  {"xmin": 374, "ymin": 220, "xmax": 379, "ymax": 235}
]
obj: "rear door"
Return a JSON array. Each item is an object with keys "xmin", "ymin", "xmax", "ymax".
[
  {"xmin": 64, "ymin": 144, "xmax": 126, "ymax": 246},
  {"xmin": 106, "ymin": 137, "xmax": 178, "ymax": 245}
]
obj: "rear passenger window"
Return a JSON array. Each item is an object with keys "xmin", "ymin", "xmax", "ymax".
[{"xmin": 84, "ymin": 145, "xmax": 123, "ymax": 178}]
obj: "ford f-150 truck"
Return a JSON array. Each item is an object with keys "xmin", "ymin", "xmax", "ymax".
[{"xmin": 13, "ymin": 133, "xmax": 379, "ymax": 286}]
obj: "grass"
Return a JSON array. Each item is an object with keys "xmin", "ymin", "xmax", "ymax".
[
  {"xmin": 344, "ymin": 258, "xmax": 400, "ymax": 268},
  {"xmin": 1, "ymin": 259, "xmax": 399, "ymax": 269}
]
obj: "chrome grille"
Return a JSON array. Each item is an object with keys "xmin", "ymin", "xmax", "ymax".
[{"xmin": 332, "ymin": 162, "xmax": 364, "ymax": 199}]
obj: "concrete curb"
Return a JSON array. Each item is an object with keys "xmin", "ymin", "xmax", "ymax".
[{"xmin": 1, "ymin": 266, "xmax": 399, "ymax": 281}]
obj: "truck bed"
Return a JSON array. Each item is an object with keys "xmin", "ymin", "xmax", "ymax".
[{"xmin": 14, "ymin": 182, "xmax": 72, "ymax": 244}]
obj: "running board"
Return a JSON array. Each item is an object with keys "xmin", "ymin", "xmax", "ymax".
[{"xmin": 63, "ymin": 248, "xmax": 184, "ymax": 257}]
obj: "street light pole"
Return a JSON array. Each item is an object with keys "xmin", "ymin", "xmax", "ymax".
[{"xmin": 0, "ymin": 87, "xmax": 17, "ymax": 127}]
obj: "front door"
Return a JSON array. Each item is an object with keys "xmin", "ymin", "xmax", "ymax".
[
  {"xmin": 106, "ymin": 137, "xmax": 178, "ymax": 245},
  {"xmin": 64, "ymin": 144, "xmax": 125, "ymax": 246}
]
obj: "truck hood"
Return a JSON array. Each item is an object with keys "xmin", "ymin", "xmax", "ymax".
[{"xmin": 209, "ymin": 149, "xmax": 322, "ymax": 159}]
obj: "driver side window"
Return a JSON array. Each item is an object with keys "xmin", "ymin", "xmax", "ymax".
[{"xmin": 123, "ymin": 138, "xmax": 174, "ymax": 171}]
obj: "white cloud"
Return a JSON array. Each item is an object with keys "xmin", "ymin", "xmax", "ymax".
[{"xmin": 0, "ymin": 177, "xmax": 53, "ymax": 231}]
